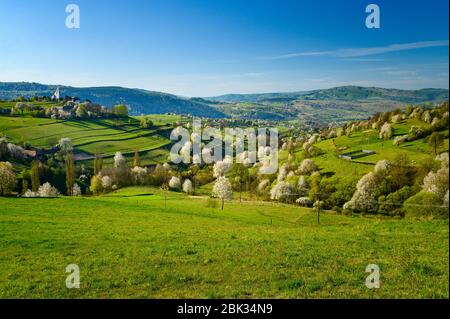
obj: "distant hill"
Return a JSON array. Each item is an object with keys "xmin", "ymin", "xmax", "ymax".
[
  {"xmin": 0, "ymin": 82, "xmax": 226, "ymax": 118},
  {"xmin": 207, "ymin": 86, "xmax": 449, "ymax": 104},
  {"xmin": 207, "ymin": 86, "xmax": 449, "ymax": 124}
]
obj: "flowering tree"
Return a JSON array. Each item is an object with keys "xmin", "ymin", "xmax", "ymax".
[
  {"xmin": 102, "ymin": 175, "xmax": 112, "ymax": 190},
  {"xmin": 374, "ymin": 160, "xmax": 392, "ymax": 174},
  {"xmin": 114, "ymin": 152, "xmax": 126, "ymax": 168},
  {"xmin": 391, "ymin": 114, "xmax": 403, "ymax": 123},
  {"xmin": 393, "ymin": 135, "xmax": 408, "ymax": 146},
  {"xmin": 131, "ymin": 166, "xmax": 148, "ymax": 185},
  {"xmin": 256, "ymin": 179, "xmax": 270, "ymax": 199},
  {"xmin": 213, "ymin": 158, "xmax": 232, "ymax": 178},
  {"xmin": 58, "ymin": 138, "xmax": 73, "ymax": 154},
  {"xmin": 298, "ymin": 159, "xmax": 317, "ymax": 175},
  {"xmin": 0, "ymin": 162, "xmax": 16, "ymax": 196},
  {"xmin": 182, "ymin": 179, "xmax": 193, "ymax": 194},
  {"xmin": 296, "ymin": 197, "xmax": 311, "ymax": 207},
  {"xmin": 212, "ymin": 176, "xmax": 233, "ymax": 210},
  {"xmin": 297, "ymin": 175, "xmax": 309, "ymax": 196},
  {"xmin": 422, "ymin": 111, "xmax": 432, "ymax": 123},
  {"xmin": 270, "ymin": 181, "xmax": 296, "ymax": 203},
  {"xmin": 169, "ymin": 176, "xmax": 181, "ymax": 190},
  {"xmin": 277, "ymin": 163, "xmax": 288, "ymax": 182},
  {"xmin": 313, "ymin": 200, "xmax": 324, "ymax": 224},
  {"xmin": 6, "ymin": 143, "xmax": 25, "ymax": 160},
  {"xmin": 423, "ymin": 167, "xmax": 449, "ymax": 200},
  {"xmin": 38, "ymin": 182, "xmax": 60, "ymax": 197},
  {"xmin": 343, "ymin": 172, "xmax": 379, "ymax": 212},
  {"xmin": 379, "ymin": 122, "xmax": 393, "ymax": 140},
  {"xmin": 72, "ymin": 183, "xmax": 82, "ymax": 196}
]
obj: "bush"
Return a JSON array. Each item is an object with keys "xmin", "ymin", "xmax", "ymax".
[
  {"xmin": 403, "ymin": 191, "xmax": 448, "ymax": 218},
  {"xmin": 378, "ymin": 186, "xmax": 418, "ymax": 217}
]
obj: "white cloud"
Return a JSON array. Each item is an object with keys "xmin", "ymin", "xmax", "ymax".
[{"xmin": 263, "ymin": 40, "xmax": 449, "ymax": 60}]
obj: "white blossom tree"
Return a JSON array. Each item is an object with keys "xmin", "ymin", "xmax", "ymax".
[
  {"xmin": 72, "ymin": 183, "xmax": 82, "ymax": 196},
  {"xmin": 270, "ymin": 181, "xmax": 296, "ymax": 203},
  {"xmin": 423, "ymin": 167, "xmax": 449, "ymax": 200},
  {"xmin": 343, "ymin": 172, "xmax": 379, "ymax": 212},
  {"xmin": 212, "ymin": 176, "xmax": 233, "ymax": 210},
  {"xmin": 0, "ymin": 162, "xmax": 16, "ymax": 196},
  {"xmin": 213, "ymin": 158, "xmax": 232, "ymax": 178},
  {"xmin": 277, "ymin": 163, "xmax": 288, "ymax": 182},
  {"xmin": 131, "ymin": 166, "xmax": 148, "ymax": 185},
  {"xmin": 114, "ymin": 152, "xmax": 126, "ymax": 168},
  {"xmin": 297, "ymin": 175, "xmax": 309, "ymax": 196},
  {"xmin": 38, "ymin": 182, "xmax": 60, "ymax": 197},
  {"xmin": 296, "ymin": 197, "xmax": 311, "ymax": 207},
  {"xmin": 6, "ymin": 143, "xmax": 25, "ymax": 159},
  {"xmin": 374, "ymin": 160, "xmax": 392, "ymax": 173},
  {"xmin": 379, "ymin": 122, "xmax": 393, "ymax": 140},
  {"xmin": 393, "ymin": 135, "xmax": 408, "ymax": 146},
  {"xmin": 298, "ymin": 159, "xmax": 317, "ymax": 175},
  {"xmin": 102, "ymin": 175, "xmax": 112, "ymax": 190},
  {"xmin": 182, "ymin": 179, "xmax": 193, "ymax": 194},
  {"xmin": 169, "ymin": 176, "xmax": 181, "ymax": 190},
  {"xmin": 58, "ymin": 138, "xmax": 73, "ymax": 154}
]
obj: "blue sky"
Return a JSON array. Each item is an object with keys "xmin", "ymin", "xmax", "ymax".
[{"xmin": 0, "ymin": 0, "xmax": 448, "ymax": 96}]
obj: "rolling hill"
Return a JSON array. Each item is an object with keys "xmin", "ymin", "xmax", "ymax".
[
  {"xmin": 1, "ymin": 83, "xmax": 448, "ymax": 123},
  {"xmin": 0, "ymin": 82, "xmax": 226, "ymax": 118},
  {"xmin": 207, "ymin": 86, "xmax": 449, "ymax": 104},
  {"xmin": 208, "ymin": 86, "xmax": 449, "ymax": 123}
]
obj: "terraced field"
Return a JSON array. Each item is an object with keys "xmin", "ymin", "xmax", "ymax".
[{"xmin": 0, "ymin": 115, "xmax": 179, "ymax": 164}]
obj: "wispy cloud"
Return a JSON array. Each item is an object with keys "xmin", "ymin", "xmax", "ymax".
[
  {"xmin": 341, "ymin": 58, "xmax": 386, "ymax": 62},
  {"xmin": 262, "ymin": 40, "xmax": 449, "ymax": 60}
]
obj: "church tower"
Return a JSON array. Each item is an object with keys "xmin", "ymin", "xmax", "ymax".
[{"xmin": 52, "ymin": 86, "xmax": 60, "ymax": 100}]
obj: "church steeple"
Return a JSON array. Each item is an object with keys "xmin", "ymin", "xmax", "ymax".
[{"xmin": 52, "ymin": 86, "xmax": 60, "ymax": 100}]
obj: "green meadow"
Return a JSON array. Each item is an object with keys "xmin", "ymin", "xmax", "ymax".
[
  {"xmin": 0, "ymin": 115, "xmax": 176, "ymax": 165},
  {"xmin": 0, "ymin": 187, "xmax": 448, "ymax": 298}
]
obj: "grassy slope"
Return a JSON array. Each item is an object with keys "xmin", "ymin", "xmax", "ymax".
[
  {"xmin": 277, "ymin": 118, "xmax": 449, "ymax": 179},
  {"xmin": 0, "ymin": 115, "xmax": 180, "ymax": 165},
  {"xmin": 0, "ymin": 186, "xmax": 448, "ymax": 298}
]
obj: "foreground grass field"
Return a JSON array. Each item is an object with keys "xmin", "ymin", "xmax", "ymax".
[{"xmin": 0, "ymin": 187, "xmax": 448, "ymax": 298}]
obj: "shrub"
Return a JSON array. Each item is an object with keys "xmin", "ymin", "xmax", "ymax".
[
  {"xmin": 38, "ymin": 182, "xmax": 60, "ymax": 197},
  {"xmin": 378, "ymin": 186, "xmax": 418, "ymax": 216},
  {"xmin": 403, "ymin": 191, "xmax": 447, "ymax": 218},
  {"xmin": 296, "ymin": 197, "xmax": 312, "ymax": 207},
  {"xmin": 90, "ymin": 175, "xmax": 104, "ymax": 195}
]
